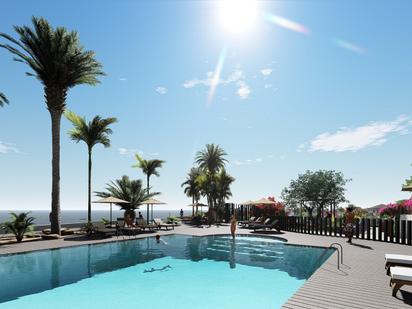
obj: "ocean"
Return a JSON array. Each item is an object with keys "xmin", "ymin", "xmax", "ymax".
[{"xmin": 0, "ymin": 209, "xmax": 184, "ymax": 226}]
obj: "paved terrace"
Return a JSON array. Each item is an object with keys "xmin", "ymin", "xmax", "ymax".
[{"xmin": 0, "ymin": 224, "xmax": 411, "ymax": 309}]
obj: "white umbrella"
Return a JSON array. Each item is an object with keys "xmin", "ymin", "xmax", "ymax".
[
  {"xmin": 141, "ymin": 198, "xmax": 167, "ymax": 223},
  {"xmin": 93, "ymin": 197, "xmax": 130, "ymax": 224}
]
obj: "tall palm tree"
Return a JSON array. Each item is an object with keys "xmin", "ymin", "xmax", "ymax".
[
  {"xmin": 0, "ymin": 92, "xmax": 8, "ymax": 107},
  {"xmin": 0, "ymin": 17, "xmax": 104, "ymax": 234},
  {"xmin": 181, "ymin": 167, "xmax": 202, "ymax": 216},
  {"xmin": 195, "ymin": 144, "xmax": 228, "ymax": 174},
  {"xmin": 133, "ymin": 154, "xmax": 165, "ymax": 222},
  {"xmin": 65, "ymin": 111, "xmax": 117, "ymax": 222}
]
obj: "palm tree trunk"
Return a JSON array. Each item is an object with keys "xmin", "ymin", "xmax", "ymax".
[
  {"xmin": 146, "ymin": 175, "xmax": 150, "ymax": 224},
  {"xmin": 49, "ymin": 109, "xmax": 62, "ymax": 235},
  {"xmin": 88, "ymin": 148, "xmax": 92, "ymax": 223},
  {"xmin": 192, "ymin": 196, "xmax": 195, "ymax": 216}
]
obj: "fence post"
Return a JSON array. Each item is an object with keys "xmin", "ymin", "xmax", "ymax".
[
  {"xmin": 407, "ymin": 221, "xmax": 412, "ymax": 245},
  {"xmin": 395, "ymin": 218, "xmax": 400, "ymax": 244},
  {"xmin": 372, "ymin": 218, "xmax": 376, "ymax": 240},
  {"xmin": 401, "ymin": 220, "xmax": 406, "ymax": 244},
  {"xmin": 378, "ymin": 219, "xmax": 382, "ymax": 241},
  {"xmin": 361, "ymin": 219, "xmax": 365, "ymax": 239},
  {"xmin": 366, "ymin": 218, "xmax": 370, "ymax": 240},
  {"xmin": 384, "ymin": 220, "xmax": 388, "ymax": 242},
  {"xmin": 333, "ymin": 217, "xmax": 337, "ymax": 236},
  {"xmin": 339, "ymin": 218, "xmax": 343, "ymax": 237},
  {"xmin": 355, "ymin": 219, "xmax": 360, "ymax": 239},
  {"xmin": 389, "ymin": 219, "xmax": 394, "ymax": 243}
]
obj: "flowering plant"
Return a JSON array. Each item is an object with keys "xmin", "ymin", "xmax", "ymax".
[{"xmin": 379, "ymin": 200, "xmax": 412, "ymax": 218}]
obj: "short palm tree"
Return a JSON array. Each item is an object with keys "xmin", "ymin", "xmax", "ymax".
[
  {"xmin": 2, "ymin": 212, "xmax": 35, "ymax": 242},
  {"xmin": 0, "ymin": 17, "xmax": 104, "ymax": 234},
  {"xmin": 216, "ymin": 169, "xmax": 235, "ymax": 209},
  {"xmin": 133, "ymin": 154, "xmax": 165, "ymax": 222},
  {"xmin": 181, "ymin": 167, "xmax": 202, "ymax": 215},
  {"xmin": 195, "ymin": 144, "xmax": 228, "ymax": 175},
  {"xmin": 95, "ymin": 175, "xmax": 157, "ymax": 219},
  {"xmin": 0, "ymin": 92, "xmax": 8, "ymax": 107},
  {"xmin": 65, "ymin": 111, "xmax": 117, "ymax": 222}
]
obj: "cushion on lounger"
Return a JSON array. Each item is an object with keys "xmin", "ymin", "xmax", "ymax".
[
  {"xmin": 385, "ymin": 254, "xmax": 412, "ymax": 265},
  {"xmin": 390, "ymin": 266, "xmax": 412, "ymax": 281}
]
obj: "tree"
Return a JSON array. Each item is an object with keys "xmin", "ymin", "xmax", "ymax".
[
  {"xmin": 2, "ymin": 212, "xmax": 35, "ymax": 242},
  {"xmin": 281, "ymin": 170, "xmax": 350, "ymax": 218},
  {"xmin": 95, "ymin": 175, "xmax": 157, "ymax": 219},
  {"xmin": 195, "ymin": 144, "xmax": 227, "ymax": 174},
  {"xmin": 65, "ymin": 111, "xmax": 117, "ymax": 223},
  {"xmin": 215, "ymin": 169, "xmax": 235, "ymax": 221},
  {"xmin": 0, "ymin": 92, "xmax": 8, "ymax": 107},
  {"xmin": 0, "ymin": 17, "xmax": 104, "ymax": 234},
  {"xmin": 181, "ymin": 167, "xmax": 202, "ymax": 215},
  {"xmin": 133, "ymin": 154, "xmax": 165, "ymax": 222}
]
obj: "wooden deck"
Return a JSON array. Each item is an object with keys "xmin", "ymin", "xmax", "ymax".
[{"xmin": 0, "ymin": 225, "xmax": 411, "ymax": 308}]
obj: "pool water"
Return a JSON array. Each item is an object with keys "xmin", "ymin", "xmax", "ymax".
[{"xmin": 0, "ymin": 235, "xmax": 333, "ymax": 309}]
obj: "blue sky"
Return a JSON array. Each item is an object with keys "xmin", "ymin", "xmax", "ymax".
[{"xmin": 1, "ymin": 0, "xmax": 412, "ymax": 211}]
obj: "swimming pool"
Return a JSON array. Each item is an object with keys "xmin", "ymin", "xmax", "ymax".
[{"xmin": 0, "ymin": 235, "xmax": 333, "ymax": 308}]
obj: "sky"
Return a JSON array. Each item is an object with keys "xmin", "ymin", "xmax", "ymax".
[{"xmin": 1, "ymin": 0, "xmax": 412, "ymax": 211}]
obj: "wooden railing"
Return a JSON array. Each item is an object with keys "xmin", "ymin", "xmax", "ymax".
[{"xmin": 276, "ymin": 216, "xmax": 412, "ymax": 245}]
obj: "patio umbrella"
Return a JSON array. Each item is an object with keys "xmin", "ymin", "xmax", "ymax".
[
  {"xmin": 187, "ymin": 203, "xmax": 209, "ymax": 212},
  {"xmin": 250, "ymin": 198, "xmax": 276, "ymax": 205},
  {"xmin": 141, "ymin": 198, "xmax": 167, "ymax": 223},
  {"xmin": 93, "ymin": 196, "xmax": 130, "ymax": 224},
  {"xmin": 240, "ymin": 200, "xmax": 254, "ymax": 205},
  {"xmin": 401, "ymin": 185, "xmax": 412, "ymax": 192}
]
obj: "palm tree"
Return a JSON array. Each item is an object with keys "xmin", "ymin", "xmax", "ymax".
[
  {"xmin": 194, "ymin": 144, "xmax": 228, "ymax": 220},
  {"xmin": 0, "ymin": 92, "xmax": 8, "ymax": 107},
  {"xmin": 95, "ymin": 175, "xmax": 157, "ymax": 220},
  {"xmin": 65, "ymin": 111, "xmax": 117, "ymax": 223},
  {"xmin": 216, "ymin": 169, "xmax": 235, "ymax": 221},
  {"xmin": 195, "ymin": 144, "xmax": 228, "ymax": 174},
  {"xmin": 133, "ymin": 154, "xmax": 165, "ymax": 222},
  {"xmin": 181, "ymin": 167, "xmax": 202, "ymax": 216},
  {"xmin": 0, "ymin": 17, "xmax": 104, "ymax": 234},
  {"xmin": 2, "ymin": 212, "xmax": 35, "ymax": 242}
]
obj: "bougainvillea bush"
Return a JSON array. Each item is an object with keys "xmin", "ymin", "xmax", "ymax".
[
  {"xmin": 379, "ymin": 200, "xmax": 412, "ymax": 218},
  {"xmin": 254, "ymin": 196, "xmax": 286, "ymax": 218}
]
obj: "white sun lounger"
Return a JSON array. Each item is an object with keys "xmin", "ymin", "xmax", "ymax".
[
  {"xmin": 385, "ymin": 254, "xmax": 412, "ymax": 275},
  {"xmin": 390, "ymin": 266, "xmax": 412, "ymax": 296}
]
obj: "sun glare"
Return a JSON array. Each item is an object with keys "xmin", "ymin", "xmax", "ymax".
[{"xmin": 219, "ymin": 0, "xmax": 258, "ymax": 33}]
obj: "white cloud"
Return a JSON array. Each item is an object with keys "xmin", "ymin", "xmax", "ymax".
[
  {"xmin": 255, "ymin": 158, "xmax": 262, "ymax": 163},
  {"xmin": 155, "ymin": 86, "xmax": 167, "ymax": 94},
  {"xmin": 261, "ymin": 68, "xmax": 273, "ymax": 76},
  {"xmin": 223, "ymin": 117, "xmax": 228, "ymax": 121},
  {"xmin": 149, "ymin": 152, "xmax": 159, "ymax": 156},
  {"xmin": 118, "ymin": 148, "xmax": 142, "ymax": 157},
  {"xmin": 183, "ymin": 69, "xmax": 251, "ymax": 100},
  {"xmin": 237, "ymin": 81, "xmax": 251, "ymax": 99},
  {"xmin": 308, "ymin": 115, "xmax": 409, "ymax": 152},
  {"xmin": 264, "ymin": 84, "xmax": 273, "ymax": 89},
  {"xmin": 0, "ymin": 141, "xmax": 19, "ymax": 154},
  {"xmin": 119, "ymin": 78, "xmax": 127, "ymax": 81}
]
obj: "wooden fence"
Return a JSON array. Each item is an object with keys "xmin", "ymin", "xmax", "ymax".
[{"xmin": 276, "ymin": 216, "xmax": 412, "ymax": 246}]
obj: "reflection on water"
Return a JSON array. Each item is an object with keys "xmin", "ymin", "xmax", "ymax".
[{"xmin": 0, "ymin": 235, "xmax": 333, "ymax": 303}]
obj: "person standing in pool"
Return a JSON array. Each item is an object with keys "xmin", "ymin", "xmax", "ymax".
[
  {"xmin": 230, "ymin": 215, "xmax": 237, "ymax": 239},
  {"xmin": 180, "ymin": 208, "xmax": 184, "ymax": 219},
  {"xmin": 344, "ymin": 205, "xmax": 355, "ymax": 244}
]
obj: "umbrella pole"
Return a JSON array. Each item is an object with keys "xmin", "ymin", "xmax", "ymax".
[
  {"xmin": 147, "ymin": 204, "xmax": 149, "ymax": 224},
  {"xmin": 110, "ymin": 203, "xmax": 112, "ymax": 225},
  {"xmin": 151, "ymin": 204, "xmax": 153, "ymax": 222}
]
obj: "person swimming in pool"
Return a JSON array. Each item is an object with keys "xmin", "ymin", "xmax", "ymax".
[
  {"xmin": 144, "ymin": 265, "xmax": 172, "ymax": 273},
  {"xmin": 155, "ymin": 234, "xmax": 167, "ymax": 245}
]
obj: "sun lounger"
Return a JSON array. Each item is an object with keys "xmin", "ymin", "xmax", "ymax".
[
  {"xmin": 94, "ymin": 222, "xmax": 118, "ymax": 237},
  {"xmin": 136, "ymin": 218, "xmax": 157, "ymax": 232},
  {"xmin": 385, "ymin": 254, "xmax": 412, "ymax": 275},
  {"xmin": 249, "ymin": 218, "xmax": 270, "ymax": 229},
  {"xmin": 153, "ymin": 218, "xmax": 175, "ymax": 230},
  {"xmin": 389, "ymin": 266, "xmax": 412, "ymax": 296},
  {"xmin": 241, "ymin": 217, "xmax": 263, "ymax": 228},
  {"xmin": 253, "ymin": 219, "xmax": 280, "ymax": 232},
  {"xmin": 238, "ymin": 217, "xmax": 256, "ymax": 227}
]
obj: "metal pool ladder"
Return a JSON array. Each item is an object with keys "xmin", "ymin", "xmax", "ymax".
[{"xmin": 329, "ymin": 243, "xmax": 343, "ymax": 270}]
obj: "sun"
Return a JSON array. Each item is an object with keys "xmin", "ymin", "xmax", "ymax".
[{"xmin": 218, "ymin": 0, "xmax": 258, "ymax": 34}]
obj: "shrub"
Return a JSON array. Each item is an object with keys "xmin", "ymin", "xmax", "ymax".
[{"xmin": 2, "ymin": 212, "xmax": 35, "ymax": 242}]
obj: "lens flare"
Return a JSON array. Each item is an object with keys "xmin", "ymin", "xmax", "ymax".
[
  {"xmin": 265, "ymin": 13, "xmax": 310, "ymax": 35},
  {"xmin": 334, "ymin": 39, "xmax": 366, "ymax": 55},
  {"xmin": 207, "ymin": 48, "xmax": 227, "ymax": 106},
  {"xmin": 219, "ymin": 0, "xmax": 257, "ymax": 33}
]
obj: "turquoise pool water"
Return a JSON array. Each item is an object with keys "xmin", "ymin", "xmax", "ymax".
[{"xmin": 0, "ymin": 235, "xmax": 333, "ymax": 309}]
